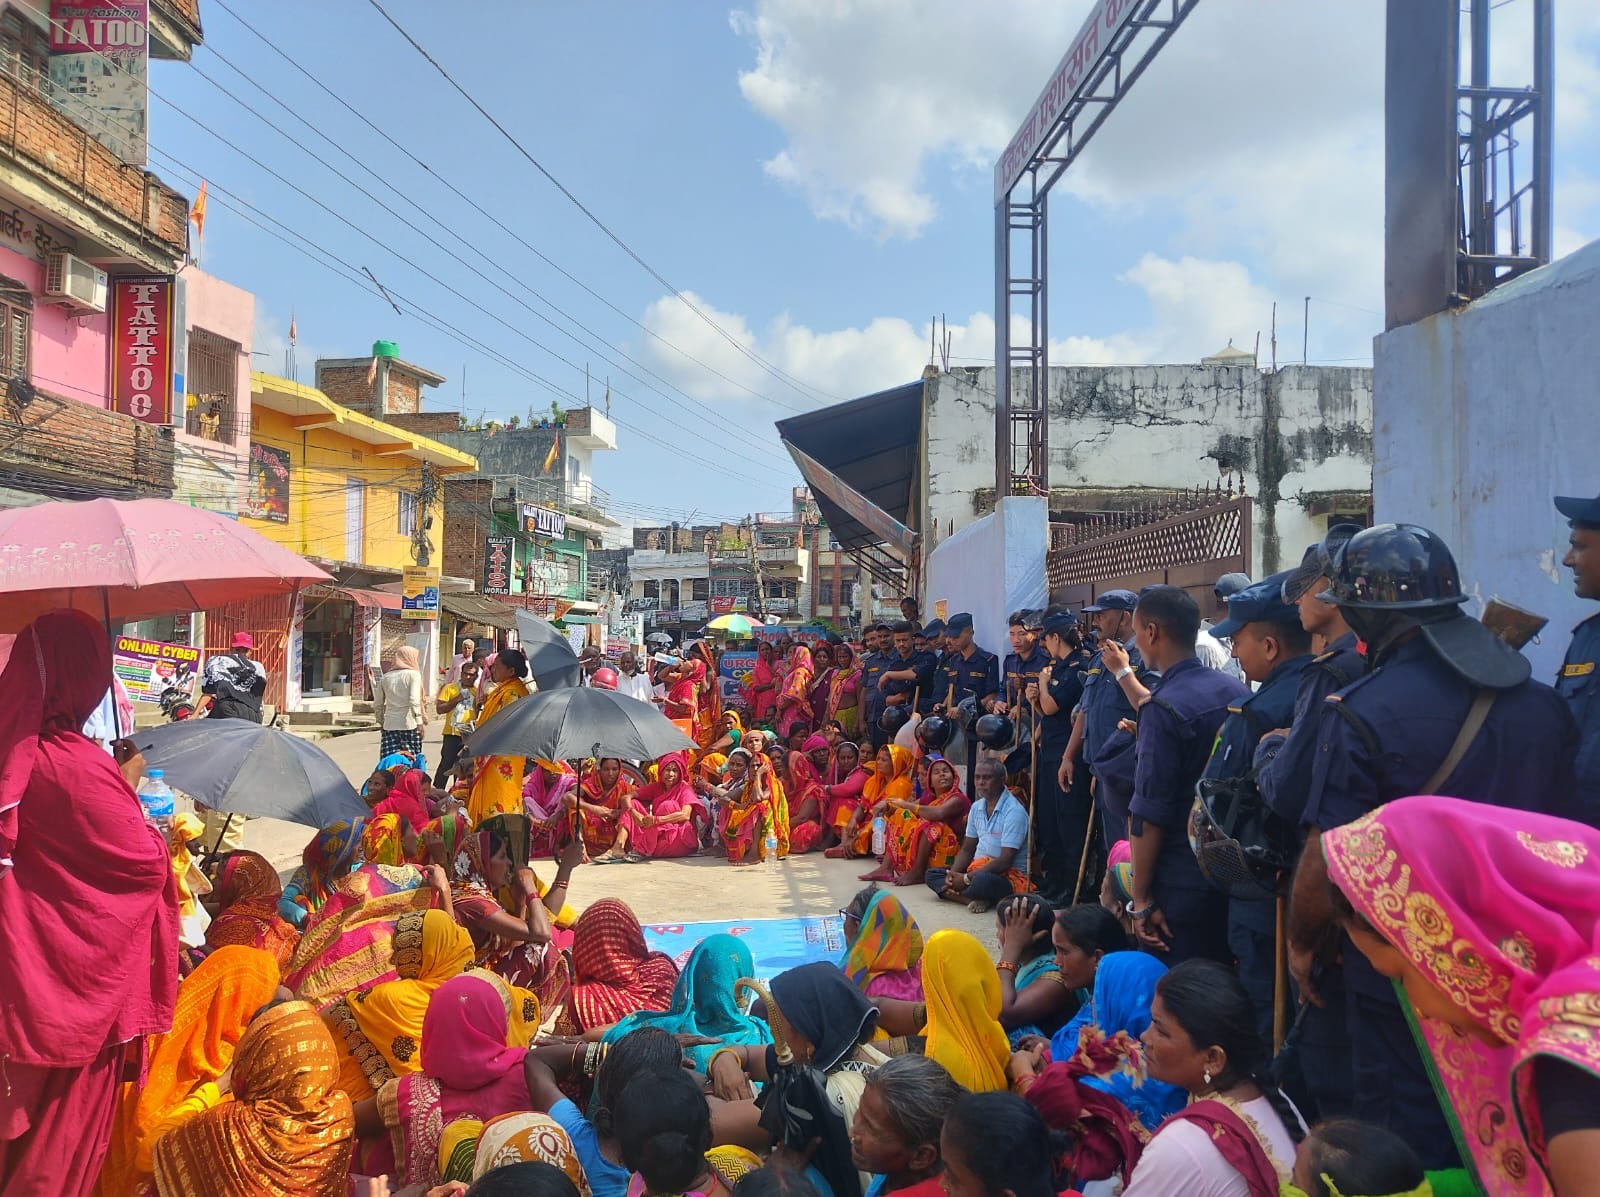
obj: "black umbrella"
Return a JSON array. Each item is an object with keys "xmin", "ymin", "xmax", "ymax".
[
  {"xmin": 513, "ymin": 610, "xmax": 582, "ymax": 689},
  {"xmin": 134, "ymin": 719, "xmax": 370, "ymax": 829},
  {"xmin": 466, "ymin": 686, "xmax": 697, "ymax": 762}
]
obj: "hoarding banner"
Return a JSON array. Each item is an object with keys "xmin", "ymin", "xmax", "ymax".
[
  {"xmin": 483, "ymin": 536, "xmax": 514, "ymax": 596},
  {"xmin": 112, "ymin": 634, "xmax": 199, "ymax": 704},
  {"xmin": 244, "ymin": 441, "xmax": 290, "ymax": 523},
  {"xmin": 522, "ymin": 503, "xmax": 567, "ymax": 539},
  {"xmin": 718, "ymin": 648, "xmax": 757, "ymax": 705},
  {"xmin": 624, "ymin": 597, "xmax": 658, "ymax": 613},
  {"xmin": 49, "ymin": 0, "xmax": 149, "ymax": 165},
  {"xmin": 401, "ymin": 566, "xmax": 440, "ymax": 619},
  {"xmin": 109, "ymin": 275, "xmax": 173, "ymax": 425},
  {"xmin": 709, "ymin": 595, "xmax": 737, "ymax": 615}
]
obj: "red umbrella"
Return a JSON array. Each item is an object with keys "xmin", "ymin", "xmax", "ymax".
[{"xmin": 0, "ymin": 497, "xmax": 331, "ymax": 633}]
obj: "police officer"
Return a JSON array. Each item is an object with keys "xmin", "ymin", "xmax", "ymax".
[
  {"xmin": 1068, "ymin": 589, "xmax": 1148, "ymax": 845},
  {"xmin": 1287, "ymin": 523, "xmax": 1583, "ymax": 1166},
  {"xmin": 1555, "ymin": 492, "xmax": 1600, "ymax": 812},
  {"xmin": 1031, "ymin": 611, "xmax": 1095, "ymax": 902},
  {"xmin": 943, "ymin": 613, "xmax": 999, "ymax": 713},
  {"xmin": 880, "ymin": 621, "xmax": 939, "ymax": 718},
  {"xmin": 859, "ymin": 623, "xmax": 894, "ymax": 749},
  {"xmin": 995, "ymin": 609, "xmax": 1050, "ymax": 718},
  {"xmin": 1200, "ymin": 571, "xmax": 1316, "ymax": 1044}
]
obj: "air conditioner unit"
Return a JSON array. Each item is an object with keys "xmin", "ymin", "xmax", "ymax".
[{"xmin": 43, "ymin": 251, "xmax": 107, "ymax": 314}]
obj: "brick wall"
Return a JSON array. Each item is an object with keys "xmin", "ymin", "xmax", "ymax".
[
  {"xmin": 385, "ymin": 411, "xmax": 462, "ymax": 437},
  {"xmin": 318, "ymin": 364, "xmax": 377, "ymax": 416},
  {"xmin": 443, "ymin": 477, "xmax": 494, "ymax": 587},
  {"xmin": 384, "ymin": 371, "xmax": 420, "ymax": 416},
  {"xmin": 0, "ymin": 389, "xmax": 174, "ymax": 496}
]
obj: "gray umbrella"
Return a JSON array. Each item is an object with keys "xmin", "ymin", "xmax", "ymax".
[
  {"xmin": 134, "ymin": 719, "xmax": 370, "ymax": 828},
  {"xmin": 466, "ymin": 686, "xmax": 697, "ymax": 762},
  {"xmin": 513, "ymin": 610, "xmax": 582, "ymax": 689}
]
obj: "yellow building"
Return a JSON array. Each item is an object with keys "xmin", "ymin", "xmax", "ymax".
[{"xmin": 229, "ymin": 372, "xmax": 477, "ymax": 710}]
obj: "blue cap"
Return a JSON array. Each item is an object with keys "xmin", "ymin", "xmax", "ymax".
[
  {"xmin": 1556, "ymin": 492, "xmax": 1600, "ymax": 529},
  {"xmin": 1211, "ymin": 570, "xmax": 1303, "ymax": 638},
  {"xmin": 945, "ymin": 612, "xmax": 974, "ymax": 633},
  {"xmin": 1082, "ymin": 589, "xmax": 1139, "ymax": 614},
  {"xmin": 1042, "ymin": 612, "xmax": 1077, "ymax": 638},
  {"xmin": 918, "ymin": 619, "xmax": 946, "ymax": 639}
]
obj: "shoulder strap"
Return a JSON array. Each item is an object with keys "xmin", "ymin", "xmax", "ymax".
[{"xmin": 1420, "ymin": 688, "xmax": 1496, "ymax": 794}]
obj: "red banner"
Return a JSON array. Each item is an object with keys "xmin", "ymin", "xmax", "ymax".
[
  {"xmin": 710, "ymin": 595, "xmax": 737, "ymax": 615},
  {"xmin": 109, "ymin": 276, "xmax": 173, "ymax": 425}
]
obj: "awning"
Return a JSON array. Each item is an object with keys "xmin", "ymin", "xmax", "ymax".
[
  {"xmin": 306, "ymin": 584, "xmax": 402, "ymax": 611},
  {"xmin": 439, "ymin": 592, "xmax": 517, "ymax": 630},
  {"xmin": 775, "ymin": 380, "xmax": 924, "ymax": 561}
]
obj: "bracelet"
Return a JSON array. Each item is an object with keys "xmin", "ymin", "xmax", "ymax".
[
  {"xmin": 1114, "ymin": 666, "xmax": 1134, "ymax": 681},
  {"xmin": 1011, "ymin": 1073, "xmax": 1038, "ymax": 1096},
  {"xmin": 1126, "ymin": 900, "xmax": 1158, "ymax": 920},
  {"xmin": 996, "ymin": 960, "xmax": 1019, "ymax": 975},
  {"xmin": 707, "ymin": 1047, "xmax": 744, "ymax": 1077},
  {"xmin": 550, "ymin": 880, "xmax": 570, "ymax": 889},
  {"xmin": 583, "ymin": 1041, "xmax": 607, "ymax": 1077}
]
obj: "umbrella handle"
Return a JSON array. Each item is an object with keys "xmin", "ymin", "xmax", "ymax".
[{"xmin": 198, "ymin": 812, "xmax": 235, "ymax": 872}]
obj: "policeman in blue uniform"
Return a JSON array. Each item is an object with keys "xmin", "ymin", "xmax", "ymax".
[
  {"xmin": 995, "ymin": 610, "xmax": 1051, "ymax": 719},
  {"xmin": 1201, "ymin": 571, "xmax": 1315, "ymax": 1044},
  {"xmin": 1555, "ymin": 492, "xmax": 1600, "ymax": 812},
  {"xmin": 1288, "ymin": 523, "xmax": 1584, "ymax": 1167},
  {"xmin": 1031, "ymin": 611, "xmax": 1095, "ymax": 902},
  {"xmin": 1073, "ymin": 589, "xmax": 1148, "ymax": 845},
  {"xmin": 880, "ymin": 620, "xmax": 939, "ymax": 717},
  {"xmin": 859, "ymin": 623, "xmax": 894, "ymax": 749},
  {"xmin": 943, "ymin": 613, "xmax": 999, "ymax": 712}
]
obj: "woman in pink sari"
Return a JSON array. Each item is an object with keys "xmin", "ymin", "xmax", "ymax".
[
  {"xmin": 1319, "ymin": 796, "xmax": 1600, "ymax": 1197},
  {"xmin": 785, "ymin": 733, "xmax": 833, "ymax": 854},
  {"xmin": 522, "ymin": 760, "xmax": 578, "ymax": 858},
  {"xmin": 776, "ymin": 644, "xmax": 815, "ymax": 740},
  {"xmin": 745, "ymin": 640, "xmax": 779, "ymax": 727},
  {"xmin": 598, "ymin": 752, "xmax": 707, "ymax": 861},
  {"xmin": 370, "ymin": 766, "xmax": 434, "ymax": 830},
  {"xmin": 820, "ymin": 741, "xmax": 871, "ymax": 852}
]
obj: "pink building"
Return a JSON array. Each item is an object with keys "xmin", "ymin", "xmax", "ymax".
[{"xmin": 171, "ymin": 267, "xmax": 255, "ymax": 516}]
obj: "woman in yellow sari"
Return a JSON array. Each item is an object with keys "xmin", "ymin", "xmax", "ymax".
[
  {"xmin": 833, "ymin": 744, "xmax": 913, "ymax": 865},
  {"xmin": 469, "ymin": 649, "xmax": 531, "ymax": 823},
  {"xmin": 94, "ymin": 946, "xmax": 283, "ymax": 1197},
  {"xmin": 718, "ymin": 732, "xmax": 791, "ymax": 865},
  {"xmin": 920, "ymin": 928, "xmax": 1011, "ymax": 1093}
]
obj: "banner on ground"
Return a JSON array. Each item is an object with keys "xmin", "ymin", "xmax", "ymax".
[
  {"xmin": 113, "ymin": 634, "xmax": 200, "ymax": 703},
  {"xmin": 643, "ymin": 916, "xmax": 845, "ymax": 977}
]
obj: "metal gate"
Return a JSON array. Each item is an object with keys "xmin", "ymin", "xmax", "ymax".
[
  {"xmin": 204, "ymin": 593, "xmax": 294, "ymax": 711},
  {"xmin": 1047, "ymin": 496, "xmax": 1251, "ymax": 611}
]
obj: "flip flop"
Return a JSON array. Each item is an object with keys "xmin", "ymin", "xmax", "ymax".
[{"xmin": 592, "ymin": 855, "xmax": 623, "ymax": 866}]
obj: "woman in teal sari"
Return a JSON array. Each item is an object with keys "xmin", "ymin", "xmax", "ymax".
[{"xmin": 602, "ymin": 933, "xmax": 771, "ymax": 1070}]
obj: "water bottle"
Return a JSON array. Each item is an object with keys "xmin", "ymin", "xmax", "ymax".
[
  {"xmin": 871, "ymin": 814, "xmax": 887, "ymax": 857},
  {"xmin": 137, "ymin": 769, "xmax": 175, "ymax": 837},
  {"xmin": 763, "ymin": 830, "xmax": 779, "ymax": 871}
]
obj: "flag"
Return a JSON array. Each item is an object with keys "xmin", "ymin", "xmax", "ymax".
[
  {"xmin": 288, "ymin": 312, "xmax": 297, "ymax": 346},
  {"xmin": 189, "ymin": 180, "xmax": 208, "ymax": 240},
  {"xmin": 542, "ymin": 433, "xmax": 560, "ymax": 475}
]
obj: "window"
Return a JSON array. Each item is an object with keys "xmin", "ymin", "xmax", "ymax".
[
  {"xmin": 398, "ymin": 490, "xmax": 419, "ymax": 537},
  {"xmin": 818, "ymin": 581, "xmax": 834, "ymax": 606},
  {"xmin": 691, "ymin": 578, "xmax": 709, "ymax": 602},
  {"xmin": 0, "ymin": 291, "xmax": 29, "ymax": 381},
  {"xmin": 0, "ymin": 11, "xmax": 50, "ymax": 93},
  {"xmin": 643, "ymin": 580, "xmax": 660, "ymax": 600},
  {"xmin": 186, "ymin": 328, "xmax": 240, "ymax": 443}
]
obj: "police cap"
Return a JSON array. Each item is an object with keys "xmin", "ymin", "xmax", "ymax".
[
  {"xmin": 1555, "ymin": 492, "xmax": 1600, "ymax": 530},
  {"xmin": 1082, "ymin": 589, "xmax": 1139, "ymax": 614},
  {"xmin": 946, "ymin": 612, "xmax": 974, "ymax": 633},
  {"xmin": 1041, "ymin": 612, "xmax": 1078, "ymax": 640},
  {"xmin": 1211, "ymin": 571, "xmax": 1303, "ymax": 639}
]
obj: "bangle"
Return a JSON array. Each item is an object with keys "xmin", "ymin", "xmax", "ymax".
[
  {"xmin": 1011, "ymin": 1073, "xmax": 1038, "ymax": 1096},
  {"xmin": 583, "ymin": 1041, "xmax": 607, "ymax": 1077},
  {"xmin": 550, "ymin": 880, "xmax": 569, "ymax": 889},
  {"xmin": 707, "ymin": 1047, "xmax": 744, "ymax": 1077},
  {"xmin": 996, "ymin": 960, "xmax": 1019, "ymax": 975}
]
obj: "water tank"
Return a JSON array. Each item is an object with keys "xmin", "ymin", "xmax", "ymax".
[{"xmin": 372, "ymin": 339, "xmax": 400, "ymax": 359}]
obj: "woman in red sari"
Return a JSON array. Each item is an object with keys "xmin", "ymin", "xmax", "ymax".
[
  {"xmin": 599, "ymin": 752, "xmax": 707, "ymax": 862},
  {"xmin": 745, "ymin": 640, "xmax": 779, "ymax": 727},
  {"xmin": 203, "ymin": 850, "xmax": 301, "ymax": 968},
  {"xmin": 776, "ymin": 644, "xmax": 815, "ymax": 740},
  {"xmin": 686, "ymin": 640, "xmax": 721, "ymax": 746},
  {"xmin": 0, "ymin": 610, "xmax": 178, "ymax": 1197},
  {"xmin": 576, "ymin": 757, "xmax": 633, "ymax": 857},
  {"xmin": 660, "ymin": 660, "xmax": 700, "ymax": 740},
  {"xmin": 566, "ymin": 898, "xmax": 680, "ymax": 1032},
  {"xmin": 785, "ymin": 733, "xmax": 834, "ymax": 854}
]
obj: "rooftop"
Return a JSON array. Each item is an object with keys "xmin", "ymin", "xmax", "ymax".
[{"xmin": 251, "ymin": 373, "xmax": 479, "ymax": 471}]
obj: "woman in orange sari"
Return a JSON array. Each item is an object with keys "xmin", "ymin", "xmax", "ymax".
[
  {"xmin": 576, "ymin": 758, "xmax": 633, "ymax": 857},
  {"xmin": 870, "ymin": 756, "xmax": 971, "ymax": 887},
  {"xmin": 202, "ymin": 851, "xmax": 300, "ymax": 968},
  {"xmin": 469, "ymin": 650, "xmax": 531, "ymax": 823},
  {"xmin": 776, "ymin": 644, "xmax": 815, "ymax": 740},
  {"xmin": 831, "ymin": 744, "xmax": 913, "ymax": 865},
  {"xmin": 718, "ymin": 736, "xmax": 791, "ymax": 864}
]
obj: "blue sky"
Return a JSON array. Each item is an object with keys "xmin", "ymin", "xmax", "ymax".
[{"xmin": 153, "ymin": 1, "xmax": 1600, "ymax": 536}]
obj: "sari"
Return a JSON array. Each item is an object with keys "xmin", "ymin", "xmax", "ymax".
[
  {"xmin": 469, "ymin": 1111, "xmax": 592, "ymax": 1192},
  {"xmin": 786, "ymin": 735, "xmax": 831, "ymax": 854},
  {"xmin": 470, "ymin": 677, "xmax": 532, "ymax": 823},
  {"xmin": 568, "ymin": 897, "xmax": 680, "ymax": 1030},
  {"xmin": 688, "ymin": 644, "xmax": 721, "ymax": 746},
  {"xmin": 284, "ymin": 870, "xmax": 438, "ymax": 1009},
  {"xmin": 603, "ymin": 933, "xmax": 772, "ymax": 1070},
  {"xmin": 777, "ymin": 646, "xmax": 815, "ymax": 739},
  {"xmin": 885, "ymin": 762, "xmax": 969, "ymax": 875},
  {"xmin": 664, "ymin": 667, "xmax": 701, "ymax": 742},
  {"xmin": 371, "ymin": 768, "xmax": 432, "ymax": 831},
  {"xmin": 524, "ymin": 760, "xmax": 579, "ymax": 858},
  {"xmin": 282, "ymin": 820, "xmax": 366, "ymax": 926},
  {"xmin": 381, "ymin": 970, "xmax": 537, "ymax": 1189},
  {"xmin": 1323, "ymin": 796, "xmax": 1600, "ymax": 1197},
  {"xmin": 840, "ymin": 890, "xmax": 925, "ymax": 1002},
  {"xmin": 827, "ymin": 654, "xmax": 863, "ymax": 738},
  {"xmin": 810, "ymin": 660, "xmax": 837, "ymax": 727},
  {"xmin": 617, "ymin": 751, "xmax": 707, "ymax": 859},
  {"xmin": 846, "ymin": 746, "xmax": 914, "ymax": 861},
  {"xmin": 577, "ymin": 762, "xmax": 633, "ymax": 855},
  {"xmin": 719, "ymin": 751, "xmax": 791, "ymax": 864},
  {"xmin": 149, "ymin": 1001, "xmax": 354, "ymax": 1197},
  {"xmin": 204, "ymin": 850, "xmax": 300, "ymax": 967},
  {"xmin": 95, "ymin": 946, "xmax": 281, "ymax": 1197},
  {"xmin": 823, "ymin": 756, "xmax": 871, "ymax": 846},
  {"xmin": 0, "ymin": 610, "xmax": 177, "ymax": 1197},
  {"xmin": 921, "ymin": 929, "xmax": 1011, "ymax": 1092},
  {"xmin": 747, "ymin": 651, "xmax": 778, "ymax": 725},
  {"xmin": 361, "ymin": 813, "xmax": 423, "ymax": 868}
]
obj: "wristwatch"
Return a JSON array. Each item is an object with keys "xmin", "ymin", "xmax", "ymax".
[{"xmin": 1126, "ymin": 900, "xmax": 1158, "ymax": 920}]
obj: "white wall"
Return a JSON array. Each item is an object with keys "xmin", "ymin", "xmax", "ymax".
[
  {"xmin": 1373, "ymin": 238, "xmax": 1600, "ymax": 681},
  {"xmin": 924, "ymin": 364, "xmax": 1373, "ymax": 576},
  {"xmin": 925, "ymin": 497, "xmax": 1049, "ymax": 658}
]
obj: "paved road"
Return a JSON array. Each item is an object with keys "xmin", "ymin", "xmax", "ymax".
[{"xmin": 240, "ymin": 728, "xmax": 1000, "ymax": 950}]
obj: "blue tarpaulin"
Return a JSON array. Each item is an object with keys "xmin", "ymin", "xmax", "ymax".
[{"xmin": 643, "ymin": 915, "xmax": 846, "ymax": 978}]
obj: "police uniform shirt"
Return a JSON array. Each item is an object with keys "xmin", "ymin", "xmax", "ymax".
[
  {"xmin": 1002, "ymin": 644, "xmax": 1052, "ymax": 711},
  {"xmin": 1255, "ymin": 631, "xmax": 1365, "ymax": 824},
  {"xmin": 1039, "ymin": 647, "xmax": 1093, "ymax": 754},
  {"xmin": 1557, "ymin": 612, "xmax": 1600, "ymax": 813},
  {"xmin": 947, "ymin": 646, "xmax": 1000, "ymax": 709},
  {"xmin": 1080, "ymin": 641, "xmax": 1147, "ymax": 763},
  {"xmin": 882, "ymin": 648, "xmax": 940, "ymax": 715},
  {"xmin": 860, "ymin": 650, "xmax": 893, "ymax": 718},
  {"xmin": 1204, "ymin": 654, "xmax": 1314, "ymax": 784}
]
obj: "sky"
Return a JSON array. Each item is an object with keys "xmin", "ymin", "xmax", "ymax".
[{"xmin": 153, "ymin": 1, "xmax": 1600, "ymax": 538}]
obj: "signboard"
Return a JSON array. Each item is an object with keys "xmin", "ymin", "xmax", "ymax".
[
  {"xmin": 679, "ymin": 600, "xmax": 708, "ymax": 622},
  {"xmin": 109, "ymin": 275, "xmax": 173, "ymax": 425},
  {"xmin": 718, "ymin": 648, "xmax": 758, "ymax": 705},
  {"xmin": 993, "ymin": 0, "xmax": 1139, "ymax": 200},
  {"xmin": 566, "ymin": 625, "xmax": 587, "ymax": 655},
  {"xmin": 521, "ymin": 503, "xmax": 567, "ymax": 539},
  {"xmin": 709, "ymin": 595, "xmax": 738, "ymax": 615},
  {"xmin": 625, "ymin": 597, "xmax": 659, "ymax": 613},
  {"xmin": 48, "ymin": 0, "xmax": 149, "ymax": 165},
  {"xmin": 112, "ymin": 634, "xmax": 199, "ymax": 704},
  {"xmin": 483, "ymin": 536, "xmax": 514, "ymax": 596},
  {"xmin": 0, "ymin": 205, "xmax": 76, "ymax": 263},
  {"xmin": 244, "ymin": 441, "xmax": 290, "ymax": 523},
  {"xmin": 401, "ymin": 566, "xmax": 440, "ymax": 619}
]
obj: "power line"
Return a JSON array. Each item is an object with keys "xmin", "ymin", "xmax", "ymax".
[{"xmin": 362, "ymin": 0, "xmax": 841, "ymax": 408}]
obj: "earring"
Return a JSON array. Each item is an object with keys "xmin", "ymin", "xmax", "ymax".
[{"xmin": 1203, "ymin": 1069, "xmax": 1212, "ymax": 1087}]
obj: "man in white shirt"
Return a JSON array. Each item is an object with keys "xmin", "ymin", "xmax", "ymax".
[
  {"xmin": 445, "ymin": 637, "xmax": 476, "ymax": 686},
  {"xmin": 615, "ymin": 651, "xmax": 655, "ymax": 703}
]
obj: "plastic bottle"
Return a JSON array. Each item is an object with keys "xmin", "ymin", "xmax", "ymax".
[
  {"xmin": 763, "ymin": 830, "xmax": 779, "ymax": 871},
  {"xmin": 871, "ymin": 814, "xmax": 887, "ymax": 857},
  {"xmin": 137, "ymin": 769, "xmax": 175, "ymax": 836}
]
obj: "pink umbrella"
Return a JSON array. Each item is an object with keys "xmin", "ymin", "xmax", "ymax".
[{"xmin": 0, "ymin": 497, "xmax": 331, "ymax": 633}]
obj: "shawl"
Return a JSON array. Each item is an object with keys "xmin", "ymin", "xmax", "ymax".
[
  {"xmin": 392, "ymin": 645, "xmax": 421, "ymax": 671},
  {"xmin": 524, "ymin": 760, "xmax": 578, "ymax": 822},
  {"xmin": 98, "ymin": 945, "xmax": 282, "ymax": 1195},
  {"xmin": 840, "ymin": 890, "xmax": 925, "ymax": 993},
  {"xmin": 0, "ymin": 609, "xmax": 177, "ymax": 1068},
  {"xmin": 472, "ymin": 1111, "xmax": 594, "ymax": 1193},
  {"xmin": 288, "ymin": 820, "xmax": 367, "ymax": 915},
  {"xmin": 1050, "ymin": 951, "xmax": 1184, "ymax": 1132},
  {"xmin": 569, "ymin": 897, "xmax": 681, "ymax": 1030},
  {"xmin": 362, "ymin": 813, "xmax": 413, "ymax": 867},
  {"xmin": 1323, "ymin": 796, "xmax": 1600, "ymax": 1196},
  {"xmin": 371, "ymin": 769, "xmax": 432, "ymax": 830},
  {"xmin": 150, "ymin": 1000, "xmax": 354, "ymax": 1197},
  {"xmin": 603, "ymin": 933, "xmax": 773, "ymax": 1069},
  {"xmin": 921, "ymin": 929, "xmax": 1012, "ymax": 1092},
  {"xmin": 1025, "ymin": 1025, "xmax": 1156, "ymax": 1184},
  {"xmin": 206, "ymin": 850, "xmax": 300, "ymax": 966},
  {"xmin": 863, "ymin": 746, "xmax": 914, "ymax": 806}
]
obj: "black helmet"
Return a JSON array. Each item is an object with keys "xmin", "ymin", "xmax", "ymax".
[
  {"xmin": 1188, "ymin": 777, "xmax": 1299, "ymax": 897},
  {"xmin": 1321, "ymin": 523, "xmax": 1468, "ymax": 611},
  {"xmin": 878, "ymin": 705, "xmax": 911, "ymax": 735},
  {"xmin": 953, "ymin": 696, "xmax": 980, "ymax": 730},
  {"xmin": 972, "ymin": 712, "xmax": 1014, "ymax": 749},
  {"xmin": 915, "ymin": 715, "xmax": 953, "ymax": 751}
]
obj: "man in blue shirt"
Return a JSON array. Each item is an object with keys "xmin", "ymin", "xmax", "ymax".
[
  {"xmin": 880, "ymin": 621, "xmax": 939, "ymax": 717},
  {"xmin": 1125, "ymin": 585, "xmax": 1249, "ymax": 966},
  {"xmin": 926, "ymin": 758, "xmax": 1030, "ymax": 913},
  {"xmin": 1201, "ymin": 571, "xmax": 1315, "ymax": 1043},
  {"xmin": 1073, "ymin": 589, "xmax": 1152, "ymax": 847},
  {"xmin": 943, "ymin": 613, "xmax": 999, "ymax": 712},
  {"xmin": 859, "ymin": 623, "xmax": 894, "ymax": 749},
  {"xmin": 1288, "ymin": 523, "xmax": 1584, "ymax": 1166},
  {"xmin": 994, "ymin": 609, "xmax": 1051, "ymax": 718},
  {"xmin": 1555, "ymin": 491, "xmax": 1600, "ymax": 813}
]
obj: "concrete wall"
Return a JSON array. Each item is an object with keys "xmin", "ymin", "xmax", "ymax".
[
  {"xmin": 1373, "ymin": 238, "xmax": 1600, "ymax": 681},
  {"xmin": 175, "ymin": 268, "xmax": 254, "ymax": 514},
  {"xmin": 925, "ymin": 364, "xmax": 1373, "ymax": 575}
]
